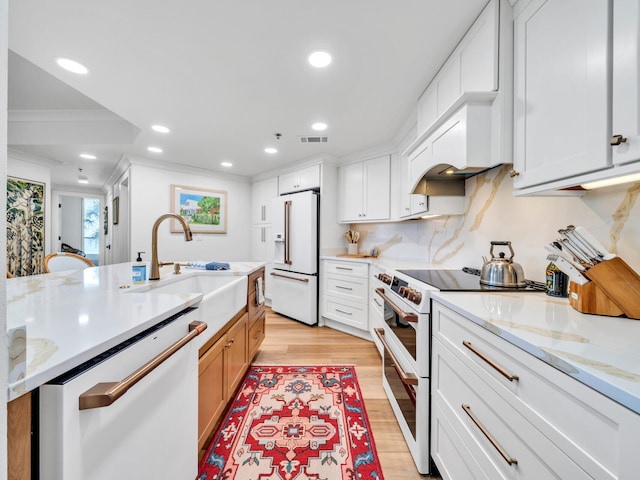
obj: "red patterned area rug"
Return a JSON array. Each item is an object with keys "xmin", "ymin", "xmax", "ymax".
[{"xmin": 198, "ymin": 365, "xmax": 385, "ymax": 479}]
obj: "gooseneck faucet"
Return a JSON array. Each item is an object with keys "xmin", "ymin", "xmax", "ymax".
[{"xmin": 149, "ymin": 213, "xmax": 193, "ymax": 280}]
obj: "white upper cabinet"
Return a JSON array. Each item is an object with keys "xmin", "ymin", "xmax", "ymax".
[
  {"xmin": 416, "ymin": 0, "xmax": 499, "ymax": 140},
  {"xmin": 339, "ymin": 156, "xmax": 390, "ymax": 223},
  {"xmin": 400, "ymin": 153, "xmax": 428, "ymax": 218},
  {"xmin": 513, "ymin": 0, "xmax": 640, "ymax": 194},
  {"xmin": 278, "ymin": 165, "xmax": 320, "ymax": 195},
  {"xmin": 612, "ymin": 0, "xmax": 640, "ymax": 167},
  {"xmin": 251, "ymin": 177, "xmax": 278, "ymax": 224},
  {"xmin": 512, "ymin": 0, "xmax": 610, "ymax": 191}
]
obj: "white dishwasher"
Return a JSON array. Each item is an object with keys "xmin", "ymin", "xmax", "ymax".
[{"xmin": 39, "ymin": 307, "xmax": 206, "ymax": 480}]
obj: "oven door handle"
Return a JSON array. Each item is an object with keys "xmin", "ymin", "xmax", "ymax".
[
  {"xmin": 78, "ymin": 321, "xmax": 207, "ymax": 410},
  {"xmin": 375, "ymin": 288, "xmax": 418, "ymax": 323},
  {"xmin": 374, "ymin": 328, "xmax": 419, "ymax": 386}
]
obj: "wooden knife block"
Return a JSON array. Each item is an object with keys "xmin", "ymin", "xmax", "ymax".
[{"xmin": 569, "ymin": 257, "xmax": 640, "ymax": 319}]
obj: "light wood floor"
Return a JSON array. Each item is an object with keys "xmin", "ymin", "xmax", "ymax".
[{"xmin": 253, "ymin": 308, "xmax": 442, "ymax": 480}]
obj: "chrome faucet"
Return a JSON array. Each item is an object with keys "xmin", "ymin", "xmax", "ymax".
[{"xmin": 149, "ymin": 213, "xmax": 193, "ymax": 280}]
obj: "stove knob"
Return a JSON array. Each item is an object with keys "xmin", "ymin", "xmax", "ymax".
[
  {"xmin": 377, "ymin": 273, "xmax": 392, "ymax": 285},
  {"xmin": 411, "ymin": 290, "xmax": 422, "ymax": 305},
  {"xmin": 398, "ymin": 286, "xmax": 407, "ymax": 297}
]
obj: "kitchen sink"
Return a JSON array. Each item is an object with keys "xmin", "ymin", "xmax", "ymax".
[
  {"xmin": 127, "ymin": 273, "xmax": 249, "ymax": 347},
  {"xmin": 131, "ymin": 274, "xmax": 240, "ymax": 296}
]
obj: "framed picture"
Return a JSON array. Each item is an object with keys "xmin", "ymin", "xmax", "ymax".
[
  {"xmin": 112, "ymin": 196, "xmax": 119, "ymax": 225},
  {"xmin": 7, "ymin": 176, "xmax": 46, "ymax": 276},
  {"xmin": 171, "ymin": 184, "xmax": 227, "ymax": 234}
]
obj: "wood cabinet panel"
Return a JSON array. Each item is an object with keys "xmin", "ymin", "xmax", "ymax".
[
  {"xmin": 198, "ymin": 335, "xmax": 227, "ymax": 450},
  {"xmin": 8, "ymin": 391, "xmax": 31, "ymax": 480}
]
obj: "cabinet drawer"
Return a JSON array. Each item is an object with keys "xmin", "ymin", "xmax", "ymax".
[
  {"xmin": 248, "ymin": 312, "xmax": 265, "ymax": 360},
  {"xmin": 322, "ymin": 297, "xmax": 367, "ymax": 330},
  {"xmin": 432, "ymin": 338, "xmax": 588, "ymax": 480},
  {"xmin": 323, "ymin": 260, "xmax": 368, "ymax": 278},
  {"xmin": 324, "ymin": 274, "xmax": 367, "ymax": 303},
  {"xmin": 432, "ymin": 301, "xmax": 639, "ymax": 479}
]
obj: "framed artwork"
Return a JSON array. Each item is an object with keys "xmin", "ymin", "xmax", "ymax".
[
  {"xmin": 7, "ymin": 176, "xmax": 45, "ymax": 276},
  {"xmin": 171, "ymin": 184, "xmax": 227, "ymax": 234},
  {"xmin": 112, "ymin": 196, "xmax": 119, "ymax": 225}
]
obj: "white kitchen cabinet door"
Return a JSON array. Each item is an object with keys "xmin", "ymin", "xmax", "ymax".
[
  {"xmin": 459, "ymin": 0, "xmax": 498, "ymax": 94},
  {"xmin": 252, "ymin": 177, "xmax": 278, "ymax": 224},
  {"xmin": 251, "ymin": 224, "xmax": 273, "ymax": 263},
  {"xmin": 513, "ymin": 0, "xmax": 610, "ymax": 189},
  {"xmin": 612, "ymin": 0, "xmax": 640, "ymax": 166},
  {"xmin": 278, "ymin": 165, "xmax": 320, "ymax": 195},
  {"xmin": 339, "ymin": 156, "xmax": 390, "ymax": 223},
  {"xmin": 399, "ymin": 154, "xmax": 427, "ymax": 218}
]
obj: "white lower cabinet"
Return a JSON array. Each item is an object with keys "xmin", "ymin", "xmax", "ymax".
[
  {"xmin": 431, "ymin": 300, "xmax": 640, "ymax": 480},
  {"xmin": 320, "ymin": 259, "xmax": 369, "ymax": 338}
]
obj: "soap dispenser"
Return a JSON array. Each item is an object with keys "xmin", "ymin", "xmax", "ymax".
[{"xmin": 132, "ymin": 252, "xmax": 147, "ymax": 284}]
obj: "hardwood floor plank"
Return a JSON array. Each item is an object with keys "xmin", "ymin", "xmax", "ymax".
[{"xmin": 253, "ymin": 308, "xmax": 442, "ymax": 480}]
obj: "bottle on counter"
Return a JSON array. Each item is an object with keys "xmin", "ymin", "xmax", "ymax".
[
  {"xmin": 546, "ymin": 261, "xmax": 568, "ymax": 297},
  {"xmin": 132, "ymin": 251, "xmax": 147, "ymax": 284}
]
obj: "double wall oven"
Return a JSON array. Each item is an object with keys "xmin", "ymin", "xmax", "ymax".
[{"xmin": 371, "ymin": 266, "xmax": 544, "ymax": 475}]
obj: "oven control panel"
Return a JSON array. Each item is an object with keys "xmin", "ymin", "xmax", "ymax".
[
  {"xmin": 376, "ymin": 273, "xmax": 392, "ymax": 285},
  {"xmin": 390, "ymin": 276, "xmax": 423, "ymax": 306}
]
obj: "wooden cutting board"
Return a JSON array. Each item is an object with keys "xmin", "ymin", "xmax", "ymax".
[{"xmin": 583, "ymin": 257, "xmax": 640, "ymax": 319}]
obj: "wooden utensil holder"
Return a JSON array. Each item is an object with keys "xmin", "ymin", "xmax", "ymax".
[{"xmin": 569, "ymin": 257, "xmax": 640, "ymax": 319}]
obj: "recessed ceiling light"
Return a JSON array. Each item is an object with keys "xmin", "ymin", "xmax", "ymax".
[
  {"xmin": 151, "ymin": 125, "xmax": 170, "ymax": 133},
  {"xmin": 311, "ymin": 122, "xmax": 328, "ymax": 131},
  {"xmin": 264, "ymin": 147, "xmax": 278, "ymax": 154},
  {"xmin": 79, "ymin": 153, "xmax": 97, "ymax": 160},
  {"xmin": 147, "ymin": 146, "xmax": 163, "ymax": 153},
  {"xmin": 221, "ymin": 162, "xmax": 233, "ymax": 168},
  {"xmin": 56, "ymin": 57, "xmax": 89, "ymax": 74},
  {"xmin": 308, "ymin": 50, "xmax": 332, "ymax": 68}
]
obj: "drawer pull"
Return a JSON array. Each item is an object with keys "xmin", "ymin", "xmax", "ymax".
[
  {"xmin": 374, "ymin": 329, "xmax": 419, "ymax": 386},
  {"xmin": 336, "ymin": 285, "xmax": 353, "ymax": 291},
  {"xmin": 463, "ymin": 340, "xmax": 519, "ymax": 381},
  {"xmin": 462, "ymin": 404, "xmax": 518, "ymax": 466},
  {"xmin": 336, "ymin": 266, "xmax": 353, "ymax": 271},
  {"xmin": 335, "ymin": 308, "xmax": 352, "ymax": 316}
]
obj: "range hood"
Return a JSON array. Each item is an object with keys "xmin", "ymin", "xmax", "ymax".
[
  {"xmin": 411, "ymin": 163, "xmax": 495, "ymax": 196},
  {"xmin": 406, "ymin": 104, "xmax": 502, "ymax": 197}
]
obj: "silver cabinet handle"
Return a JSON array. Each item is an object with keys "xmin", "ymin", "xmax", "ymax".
[
  {"xmin": 79, "ymin": 321, "xmax": 207, "ymax": 410},
  {"xmin": 335, "ymin": 308, "xmax": 352, "ymax": 315},
  {"xmin": 373, "ymin": 298, "xmax": 383, "ymax": 307},
  {"xmin": 336, "ymin": 285, "xmax": 353, "ymax": 291},
  {"xmin": 463, "ymin": 341, "xmax": 519, "ymax": 381},
  {"xmin": 462, "ymin": 404, "xmax": 518, "ymax": 465},
  {"xmin": 335, "ymin": 266, "xmax": 353, "ymax": 271}
]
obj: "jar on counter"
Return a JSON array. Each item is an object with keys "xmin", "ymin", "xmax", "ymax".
[{"xmin": 546, "ymin": 262, "xmax": 568, "ymax": 297}]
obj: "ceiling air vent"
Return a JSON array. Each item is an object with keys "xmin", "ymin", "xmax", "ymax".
[{"xmin": 298, "ymin": 136, "xmax": 328, "ymax": 144}]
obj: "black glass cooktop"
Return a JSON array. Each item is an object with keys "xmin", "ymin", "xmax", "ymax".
[{"xmin": 396, "ymin": 268, "xmax": 546, "ymax": 292}]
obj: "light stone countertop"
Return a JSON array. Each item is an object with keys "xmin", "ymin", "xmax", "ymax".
[
  {"xmin": 7, "ymin": 261, "xmax": 264, "ymax": 401},
  {"xmin": 431, "ymin": 291, "xmax": 640, "ymax": 415}
]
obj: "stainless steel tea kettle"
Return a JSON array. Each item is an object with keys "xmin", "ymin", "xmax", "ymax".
[{"xmin": 480, "ymin": 241, "xmax": 527, "ymax": 288}]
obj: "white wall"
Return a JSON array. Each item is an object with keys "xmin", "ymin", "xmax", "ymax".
[
  {"xmin": 354, "ymin": 165, "xmax": 640, "ymax": 282},
  {"xmin": 1, "ymin": 0, "xmax": 9, "ymax": 469},
  {"xmin": 128, "ymin": 163, "xmax": 252, "ymax": 263}
]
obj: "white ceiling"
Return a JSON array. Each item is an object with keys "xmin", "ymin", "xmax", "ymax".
[{"xmin": 8, "ymin": 0, "xmax": 488, "ymax": 190}]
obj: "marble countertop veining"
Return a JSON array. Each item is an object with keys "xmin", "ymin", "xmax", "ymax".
[
  {"xmin": 7, "ymin": 261, "xmax": 264, "ymax": 401},
  {"xmin": 431, "ymin": 291, "xmax": 640, "ymax": 415}
]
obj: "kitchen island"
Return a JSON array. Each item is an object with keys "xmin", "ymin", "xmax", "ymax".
[{"xmin": 6, "ymin": 261, "xmax": 264, "ymax": 480}]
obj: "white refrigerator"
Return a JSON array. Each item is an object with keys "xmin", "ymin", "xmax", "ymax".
[{"xmin": 271, "ymin": 190, "xmax": 318, "ymax": 325}]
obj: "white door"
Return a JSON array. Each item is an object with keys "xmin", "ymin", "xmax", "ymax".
[
  {"xmin": 513, "ymin": 0, "xmax": 610, "ymax": 189},
  {"xmin": 363, "ymin": 156, "xmax": 390, "ymax": 221},
  {"xmin": 339, "ymin": 162, "xmax": 364, "ymax": 222},
  {"xmin": 612, "ymin": 0, "xmax": 640, "ymax": 166}
]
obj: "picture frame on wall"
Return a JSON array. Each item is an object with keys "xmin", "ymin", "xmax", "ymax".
[
  {"xmin": 170, "ymin": 184, "xmax": 228, "ymax": 234},
  {"xmin": 112, "ymin": 196, "xmax": 119, "ymax": 225},
  {"xmin": 7, "ymin": 176, "xmax": 46, "ymax": 276}
]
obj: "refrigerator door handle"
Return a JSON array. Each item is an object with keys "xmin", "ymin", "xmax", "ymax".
[{"xmin": 284, "ymin": 200, "xmax": 292, "ymax": 265}]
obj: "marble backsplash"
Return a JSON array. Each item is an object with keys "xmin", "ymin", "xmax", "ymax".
[{"xmin": 353, "ymin": 165, "xmax": 640, "ymax": 283}]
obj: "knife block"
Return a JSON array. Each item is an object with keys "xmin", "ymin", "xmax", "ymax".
[{"xmin": 569, "ymin": 257, "xmax": 640, "ymax": 319}]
